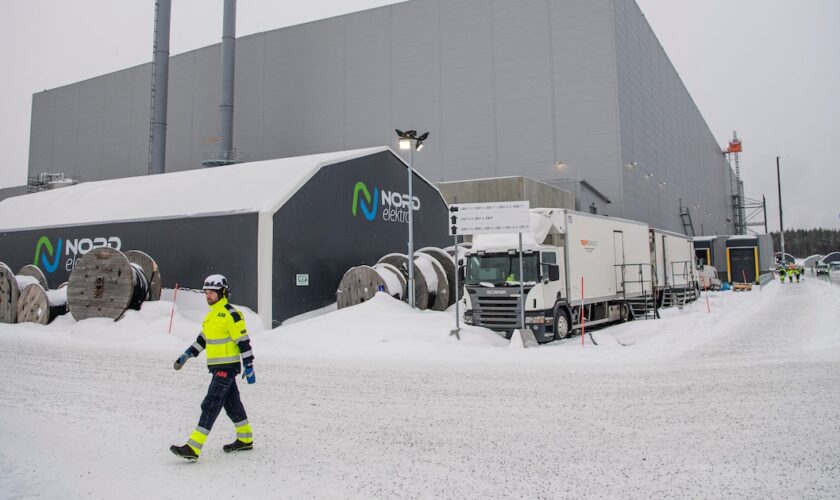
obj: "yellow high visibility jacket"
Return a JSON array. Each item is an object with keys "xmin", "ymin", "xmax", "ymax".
[{"xmin": 188, "ymin": 297, "xmax": 254, "ymax": 372}]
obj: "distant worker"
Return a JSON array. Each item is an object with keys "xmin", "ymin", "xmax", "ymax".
[
  {"xmin": 170, "ymin": 275, "xmax": 256, "ymax": 461},
  {"xmin": 779, "ymin": 267, "xmax": 787, "ymax": 284}
]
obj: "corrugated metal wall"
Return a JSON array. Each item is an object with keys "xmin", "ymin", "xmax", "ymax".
[
  {"xmin": 28, "ymin": 0, "xmax": 734, "ymax": 235},
  {"xmin": 612, "ymin": 0, "xmax": 735, "ymax": 234}
]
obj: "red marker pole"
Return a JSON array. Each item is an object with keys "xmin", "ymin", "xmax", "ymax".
[
  {"xmin": 581, "ymin": 276, "xmax": 585, "ymax": 346},
  {"xmin": 168, "ymin": 283, "xmax": 180, "ymax": 334}
]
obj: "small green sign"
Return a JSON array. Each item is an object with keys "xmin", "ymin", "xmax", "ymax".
[{"xmin": 296, "ymin": 274, "xmax": 309, "ymax": 286}]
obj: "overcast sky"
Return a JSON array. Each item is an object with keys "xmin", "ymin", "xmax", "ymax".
[{"xmin": 2, "ymin": 0, "xmax": 838, "ymax": 231}]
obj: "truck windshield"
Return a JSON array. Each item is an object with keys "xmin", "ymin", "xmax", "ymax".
[{"xmin": 465, "ymin": 253, "xmax": 539, "ymax": 285}]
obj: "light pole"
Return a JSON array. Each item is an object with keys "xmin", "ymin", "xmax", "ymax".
[
  {"xmin": 396, "ymin": 129, "xmax": 429, "ymax": 308},
  {"xmin": 776, "ymin": 156, "xmax": 785, "ymax": 260}
]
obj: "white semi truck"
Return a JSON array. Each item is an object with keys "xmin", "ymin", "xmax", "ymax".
[{"xmin": 462, "ymin": 208, "xmax": 653, "ymax": 342}]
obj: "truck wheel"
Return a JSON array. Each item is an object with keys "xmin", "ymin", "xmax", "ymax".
[
  {"xmin": 619, "ymin": 303, "xmax": 632, "ymax": 323},
  {"xmin": 553, "ymin": 309, "xmax": 571, "ymax": 340}
]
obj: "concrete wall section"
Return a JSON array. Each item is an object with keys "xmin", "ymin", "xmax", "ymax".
[{"xmin": 437, "ymin": 177, "xmax": 575, "ymax": 210}]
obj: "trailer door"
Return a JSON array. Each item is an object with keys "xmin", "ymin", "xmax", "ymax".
[{"xmin": 613, "ymin": 231, "xmax": 625, "ymax": 293}]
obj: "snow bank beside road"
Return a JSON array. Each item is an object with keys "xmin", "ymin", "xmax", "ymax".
[
  {"xmin": 5, "ymin": 279, "xmax": 839, "ymax": 368},
  {"xmin": 261, "ymin": 292, "xmax": 509, "ymax": 360}
]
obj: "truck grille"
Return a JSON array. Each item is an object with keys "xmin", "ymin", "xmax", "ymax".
[{"xmin": 472, "ymin": 293, "xmax": 522, "ymax": 331}]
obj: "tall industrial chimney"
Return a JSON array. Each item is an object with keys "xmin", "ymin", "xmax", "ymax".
[
  {"xmin": 149, "ymin": 0, "xmax": 172, "ymax": 175},
  {"xmin": 220, "ymin": 0, "xmax": 236, "ymax": 163}
]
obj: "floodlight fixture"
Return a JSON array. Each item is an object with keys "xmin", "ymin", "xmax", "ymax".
[{"xmin": 393, "ymin": 128, "xmax": 430, "ymax": 308}]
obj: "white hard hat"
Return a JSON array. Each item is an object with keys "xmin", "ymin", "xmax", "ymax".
[{"xmin": 203, "ymin": 274, "xmax": 229, "ymax": 292}]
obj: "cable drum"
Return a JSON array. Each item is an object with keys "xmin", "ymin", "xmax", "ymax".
[
  {"xmin": 17, "ymin": 283, "xmax": 68, "ymax": 325},
  {"xmin": 413, "ymin": 253, "xmax": 449, "ymax": 311},
  {"xmin": 336, "ymin": 263, "xmax": 407, "ymax": 309},
  {"xmin": 0, "ymin": 263, "xmax": 51, "ymax": 324},
  {"xmin": 126, "ymin": 250, "xmax": 162, "ymax": 300},
  {"xmin": 0, "ymin": 262, "xmax": 17, "ymax": 323},
  {"xmin": 418, "ymin": 247, "xmax": 459, "ymax": 304},
  {"xmin": 128, "ymin": 263, "xmax": 151, "ymax": 310},
  {"xmin": 377, "ymin": 253, "xmax": 430, "ymax": 310},
  {"xmin": 67, "ymin": 248, "xmax": 161, "ymax": 321},
  {"xmin": 372, "ymin": 263, "xmax": 406, "ymax": 300}
]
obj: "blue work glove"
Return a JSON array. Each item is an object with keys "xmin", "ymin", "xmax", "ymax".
[
  {"xmin": 173, "ymin": 350, "xmax": 192, "ymax": 371},
  {"xmin": 242, "ymin": 365, "xmax": 256, "ymax": 384}
]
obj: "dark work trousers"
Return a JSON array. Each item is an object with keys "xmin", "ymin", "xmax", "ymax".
[{"xmin": 197, "ymin": 370, "xmax": 248, "ymax": 432}]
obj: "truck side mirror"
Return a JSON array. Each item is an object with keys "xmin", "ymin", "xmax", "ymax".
[{"xmin": 548, "ymin": 265, "xmax": 560, "ymax": 281}]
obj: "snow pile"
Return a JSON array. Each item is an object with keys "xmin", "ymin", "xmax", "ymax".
[
  {"xmin": 261, "ymin": 292, "xmax": 507, "ymax": 360},
  {"xmin": 6, "ymin": 278, "xmax": 839, "ymax": 368},
  {"xmin": 10, "ymin": 288, "xmax": 265, "ymax": 354}
]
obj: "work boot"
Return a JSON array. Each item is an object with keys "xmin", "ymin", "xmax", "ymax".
[
  {"xmin": 223, "ymin": 439, "xmax": 253, "ymax": 453},
  {"xmin": 170, "ymin": 444, "xmax": 199, "ymax": 461}
]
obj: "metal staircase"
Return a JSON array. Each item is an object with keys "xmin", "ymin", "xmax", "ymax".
[
  {"xmin": 618, "ymin": 263, "xmax": 659, "ymax": 320},
  {"xmin": 660, "ymin": 261, "xmax": 698, "ymax": 309}
]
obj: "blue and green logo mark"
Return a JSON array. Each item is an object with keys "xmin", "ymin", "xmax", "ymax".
[
  {"xmin": 352, "ymin": 182, "xmax": 379, "ymax": 221},
  {"xmin": 34, "ymin": 236, "xmax": 63, "ymax": 273}
]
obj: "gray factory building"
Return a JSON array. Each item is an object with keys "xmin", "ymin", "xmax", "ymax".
[{"xmin": 26, "ymin": 0, "xmax": 737, "ymax": 235}]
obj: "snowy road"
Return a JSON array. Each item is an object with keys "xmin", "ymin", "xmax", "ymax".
[{"xmin": 1, "ymin": 278, "xmax": 839, "ymax": 498}]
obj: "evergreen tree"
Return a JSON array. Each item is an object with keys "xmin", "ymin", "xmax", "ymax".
[{"xmin": 769, "ymin": 228, "xmax": 840, "ymax": 257}]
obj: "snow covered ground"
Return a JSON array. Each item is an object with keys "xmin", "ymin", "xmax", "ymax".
[{"xmin": 1, "ymin": 274, "xmax": 839, "ymax": 498}]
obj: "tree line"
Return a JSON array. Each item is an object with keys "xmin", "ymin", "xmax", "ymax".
[{"xmin": 770, "ymin": 228, "xmax": 840, "ymax": 257}]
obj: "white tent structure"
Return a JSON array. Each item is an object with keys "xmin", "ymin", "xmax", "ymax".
[{"xmin": 0, "ymin": 147, "xmax": 450, "ymax": 327}]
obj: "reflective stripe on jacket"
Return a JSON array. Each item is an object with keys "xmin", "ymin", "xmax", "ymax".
[{"xmin": 187, "ymin": 297, "xmax": 254, "ymax": 371}]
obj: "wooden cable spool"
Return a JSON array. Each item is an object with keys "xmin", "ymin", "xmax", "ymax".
[
  {"xmin": 126, "ymin": 250, "xmax": 162, "ymax": 301},
  {"xmin": 17, "ymin": 283, "xmax": 68, "ymax": 325},
  {"xmin": 377, "ymin": 253, "xmax": 430, "ymax": 310},
  {"xmin": 0, "ymin": 263, "xmax": 51, "ymax": 324},
  {"xmin": 417, "ymin": 247, "xmax": 459, "ymax": 304},
  {"xmin": 336, "ymin": 264, "xmax": 402, "ymax": 310},
  {"xmin": 67, "ymin": 247, "xmax": 154, "ymax": 321},
  {"xmin": 0, "ymin": 263, "xmax": 17, "ymax": 323},
  {"xmin": 373, "ymin": 263, "xmax": 406, "ymax": 300},
  {"xmin": 18, "ymin": 265, "xmax": 49, "ymax": 290},
  {"xmin": 413, "ymin": 253, "xmax": 449, "ymax": 311}
]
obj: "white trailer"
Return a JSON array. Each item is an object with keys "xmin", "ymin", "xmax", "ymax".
[
  {"xmin": 462, "ymin": 209, "xmax": 653, "ymax": 342},
  {"xmin": 649, "ymin": 228, "xmax": 699, "ymax": 307}
]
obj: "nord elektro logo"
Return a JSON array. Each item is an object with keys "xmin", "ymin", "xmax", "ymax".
[
  {"xmin": 33, "ymin": 236, "xmax": 63, "ymax": 273},
  {"xmin": 33, "ymin": 235, "xmax": 122, "ymax": 273},
  {"xmin": 352, "ymin": 181, "xmax": 421, "ymax": 223}
]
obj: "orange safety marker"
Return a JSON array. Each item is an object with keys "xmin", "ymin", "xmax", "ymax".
[{"xmin": 168, "ymin": 283, "xmax": 180, "ymax": 334}]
